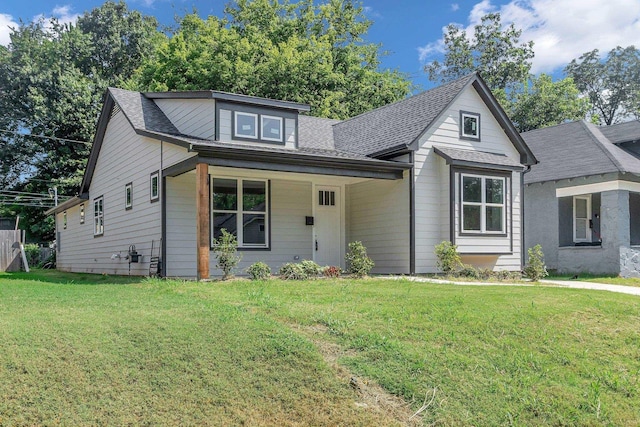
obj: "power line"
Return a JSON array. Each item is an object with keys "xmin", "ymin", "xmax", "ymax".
[{"xmin": 0, "ymin": 128, "xmax": 93, "ymax": 146}]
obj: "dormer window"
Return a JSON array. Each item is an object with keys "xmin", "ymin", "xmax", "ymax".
[
  {"xmin": 234, "ymin": 112, "xmax": 258, "ymax": 139},
  {"xmin": 460, "ymin": 111, "xmax": 480, "ymax": 141},
  {"xmin": 261, "ymin": 115, "xmax": 283, "ymax": 142}
]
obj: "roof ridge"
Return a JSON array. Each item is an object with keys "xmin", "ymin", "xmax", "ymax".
[{"xmin": 580, "ymin": 121, "xmax": 626, "ymax": 173}]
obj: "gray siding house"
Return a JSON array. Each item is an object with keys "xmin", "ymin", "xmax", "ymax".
[
  {"xmin": 522, "ymin": 120, "xmax": 640, "ymax": 277},
  {"xmin": 48, "ymin": 73, "xmax": 536, "ymax": 279}
]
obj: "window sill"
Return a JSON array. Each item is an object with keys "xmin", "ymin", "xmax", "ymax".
[
  {"xmin": 558, "ymin": 244, "xmax": 602, "ymax": 250},
  {"xmin": 459, "ymin": 232, "xmax": 507, "ymax": 237},
  {"xmin": 210, "ymin": 247, "xmax": 271, "ymax": 252}
]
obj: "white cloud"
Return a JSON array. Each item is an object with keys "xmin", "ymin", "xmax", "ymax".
[
  {"xmin": 418, "ymin": 0, "xmax": 640, "ymax": 74},
  {"xmin": 0, "ymin": 13, "xmax": 18, "ymax": 46},
  {"xmin": 451, "ymin": 3, "xmax": 460, "ymax": 12},
  {"xmin": 51, "ymin": 5, "xmax": 80, "ymax": 25}
]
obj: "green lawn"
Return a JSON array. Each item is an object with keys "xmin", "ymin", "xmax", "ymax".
[
  {"xmin": 547, "ymin": 273, "xmax": 640, "ymax": 287},
  {"xmin": 1, "ymin": 270, "xmax": 639, "ymax": 426}
]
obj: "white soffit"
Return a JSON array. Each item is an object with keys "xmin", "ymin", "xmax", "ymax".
[{"xmin": 556, "ymin": 180, "xmax": 640, "ymax": 197}]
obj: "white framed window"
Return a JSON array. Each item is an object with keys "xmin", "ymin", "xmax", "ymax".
[
  {"xmin": 212, "ymin": 177, "xmax": 268, "ymax": 248},
  {"xmin": 573, "ymin": 195, "xmax": 592, "ymax": 243},
  {"xmin": 461, "ymin": 174, "xmax": 506, "ymax": 234},
  {"xmin": 261, "ymin": 115, "xmax": 283, "ymax": 142},
  {"xmin": 460, "ymin": 111, "xmax": 480, "ymax": 140},
  {"xmin": 234, "ymin": 112, "xmax": 258, "ymax": 139},
  {"xmin": 94, "ymin": 196, "xmax": 104, "ymax": 236},
  {"xmin": 150, "ymin": 171, "xmax": 159, "ymax": 202},
  {"xmin": 125, "ymin": 182, "xmax": 133, "ymax": 210},
  {"xmin": 80, "ymin": 203, "xmax": 85, "ymax": 224},
  {"xmin": 63, "ymin": 211, "xmax": 67, "ymax": 230}
]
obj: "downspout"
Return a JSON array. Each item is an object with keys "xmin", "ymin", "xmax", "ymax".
[
  {"xmin": 409, "ymin": 152, "xmax": 416, "ymax": 275},
  {"xmin": 161, "ymin": 140, "xmax": 167, "ymax": 277},
  {"xmin": 521, "ymin": 165, "xmax": 532, "ymax": 269}
]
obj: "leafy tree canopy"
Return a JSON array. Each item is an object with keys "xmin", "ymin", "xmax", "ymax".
[
  {"xmin": 565, "ymin": 45, "xmax": 640, "ymax": 125},
  {"xmin": 130, "ymin": 0, "xmax": 411, "ymax": 119}
]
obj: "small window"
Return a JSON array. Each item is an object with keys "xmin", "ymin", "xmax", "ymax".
[
  {"xmin": 461, "ymin": 174, "xmax": 505, "ymax": 234},
  {"xmin": 63, "ymin": 211, "xmax": 67, "ymax": 229},
  {"xmin": 234, "ymin": 112, "xmax": 258, "ymax": 139},
  {"xmin": 318, "ymin": 190, "xmax": 335, "ymax": 206},
  {"xmin": 460, "ymin": 111, "xmax": 480, "ymax": 140},
  {"xmin": 80, "ymin": 204, "xmax": 85, "ymax": 224},
  {"xmin": 94, "ymin": 196, "xmax": 104, "ymax": 236},
  {"xmin": 573, "ymin": 195, "xmax": 591, "ymax": 243},
  {"xmin": 261, "ymin": 115, "xmax": 283, "ymax": 142},
  {"xmin": 150, "ymin": 171, "xmax": 159, "ymax": 202},
  {"xmin": 125, "ymin": 182, "xmax": 133, "ymax": 210}
]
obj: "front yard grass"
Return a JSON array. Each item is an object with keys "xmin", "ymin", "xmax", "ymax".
[
  {"xmin": 1, "ymin": 270, "xmax": 639, "ymax": 425},
  {"xmin": 547, "ymin": 273, "xmax": 640, "ymax": 287}
]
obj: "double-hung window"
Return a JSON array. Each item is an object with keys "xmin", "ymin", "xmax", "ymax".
[
  {"xmin": 461, "ymin": 174, "xmax": 506, "ymax": 234},
  {"xmin": 573, "ymin": 195, "xmax": 591, "ymax": 243},
  {"xmin": 212, "ymin": 178, "xmax": 268, "ymax": 248},
  {"xmin": 94, "ymin": 196, "xmax": 104, "ymax": 236}
]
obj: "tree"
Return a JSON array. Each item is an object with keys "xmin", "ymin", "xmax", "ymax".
[
  {"xmin": 565, "ymin": 46, "xmax": 640, "ymax": 125},
  {"xmin": 507, "ymin": 74, "xmax": 589, "ymax": 132},
  {"xmin": 131, "ymin": 0, "xmax": 411, "ymax": 119},
  {"xmin": 0, "ymin": 1, "xmax": 160, "ymax": 241},
  {"xmin": 424, "ymin": 13, "xmax": 534, "ymax": 95}
]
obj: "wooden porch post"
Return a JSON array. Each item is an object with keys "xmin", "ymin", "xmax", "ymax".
[{"xmin": 196, "ymin": 162, "xmax": 210, "ymax": 280}]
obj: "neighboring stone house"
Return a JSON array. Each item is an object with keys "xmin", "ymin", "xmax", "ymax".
[
  {"xmin": 522, "ymin": 120, "xmax": 640, "ymax": 277},
  {"xmin": 47, "ymin": 73, "xmax": 536, "ymax": 279}
]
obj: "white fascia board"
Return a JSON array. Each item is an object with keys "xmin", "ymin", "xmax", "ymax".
[{"xmin": 556, "ymin": 180, "xmax": 640, "ymax": 198}]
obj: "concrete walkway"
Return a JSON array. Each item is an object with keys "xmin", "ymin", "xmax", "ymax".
[{"xmin": 387, "ymin": 276, "xmax": 640, "ymax": 297}]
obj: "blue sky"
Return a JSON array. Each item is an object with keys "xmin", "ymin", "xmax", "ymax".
[{"xmin": 1, "ymin": 0, "xmax": 639, "ymax": 90}]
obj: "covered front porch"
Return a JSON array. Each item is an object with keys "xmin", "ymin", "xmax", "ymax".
[
  {"xmin": 555, "ymin": 180, "xmax": 640, "ymax": 277},
  {"xmin": 161, "ymin": 150, "xmax": 411, "ymax": 279}
]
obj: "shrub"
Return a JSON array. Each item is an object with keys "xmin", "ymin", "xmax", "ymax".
[
  {"xmin": 323, "ymin": 265, "xmax": 342, "ymax": 278},
  {"xmin": 23, "ymin": 244, "xmax": 40, "ymax": 267},
  {"xmin": 457, "ymin": 264, "xmax": 479, "ymax": 279},
  {"xmin": 300, "ymin": 260, "xmax": 322, "ymax": 278},
  {"xmin": 434, "ymin": 241, "xmax": 462, "ymax": 274},
  {"xmin": 495, "ymin": 270, "xmax": 521, "ymax": 281},
  {"xmin": 246, "ymin": 262, "xmax": 271, "ymax": 281},
  {"xmin": 213, "ymin": 229, "xmax": 242, "ymax": 280},
  {"xmin": 345, "ymin": 241, "xmax": 374, "ymax": 278},
  {"xmin": 279, "ymin": 263, "xmax": 308, "ymax": 280},
  {"xmin": 523, "ymin": 244, "xmax": 548, "ymax": 282}
]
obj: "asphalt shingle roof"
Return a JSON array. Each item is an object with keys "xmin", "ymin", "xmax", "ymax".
[
  {"xmin": 109, "ymin": 88, "xmax": 179, "ymax": 135},
  {"xmin": 599, "ymin": 120, "xmax": 640, "ymax": 144},
  {"xmin": 433, "ymin": 146, "xmax": 524, "ymax": 169},
  {"xmin": 521, "ymin": 120, "xmax": 640, "ymax": 184},
  {"xmin": 333, "ymin": 74, "xmax": 476, "ymax": 156},
  {"xmin": 298, "ymin": 115, "xmax": 341, "ymax": 150}
]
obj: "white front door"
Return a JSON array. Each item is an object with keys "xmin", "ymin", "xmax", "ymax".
[{"xmin": 314, "ymin": 186, "xmax": 341, "ymax": 267}]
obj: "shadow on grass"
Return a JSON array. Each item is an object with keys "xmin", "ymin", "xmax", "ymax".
[{"xmin": 0, "ymin": 269, "xmax": 144, "ymax": 285}]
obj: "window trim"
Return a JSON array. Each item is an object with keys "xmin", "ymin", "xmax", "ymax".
[
  {"xmin": 125, "ymin": 182, "xmax": 133, "ymax": 210},
  {"xmin": 460, "ymin": 173, "xmax": 506, "ymax": 235},
  {"xmin": 211, "ymin": 177, "xmax": 270, "ymax": 249},
  {"xmin": 573, "ymin": 194, "xmax": 592, "ymax": 243},
  {"xmin": 150, "ymin": 171, "xmax": 159, "ymax": 202},
  {"xmin": 93, "ymin": 196, "xmax": 104, "ymax": 237},
  {"xmin": 63, "ymin": 211, "xmax": 67, "ymax": 230},
  {"xmin": 234, "ymin": 111, "xmax": 259, "ymax": 140},
  {"xmin": 460, "ymin": 111, "xmax": 481, "ymax": 141},
  {"xmin": 80, "ymin": 203, "xmax": 85, "ymax": 224},
  {"xmin": 260, "ymin": 115, "xmax": 283, "ymax": 142}
]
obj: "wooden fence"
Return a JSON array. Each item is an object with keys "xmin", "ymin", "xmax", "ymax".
[{"xmin": 0, "ymin": 230, "xmax": 23, "ymax": 272}]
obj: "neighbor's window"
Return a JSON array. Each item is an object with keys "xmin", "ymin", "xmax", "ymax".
[
  {"xmin": 125, "ymin": 182, "xmax": 133, "ymax": 210},
  {"xmin": 234, "ymin": 112, "xmax": 258, "ymax": 139},
  {"xmin": 460, "ymin": 111, "xmax": 480, "ymax": 140},
  {"xmin": 261, "ymin": 115, "xmax": 283, "ymax": 142},
  {"xmin": 461, "ymin": 174, "xmax": 505, "ymax": 234},
  {"xmin": 573, "ymin": 195, "xmax": 591, "ymax": 243},
  {"xmin": 94, "ymin": 196, "xmax": 104, "ymax": 236},
  {"xmin": 150, "ymin": 171, "xmax": 159, "ymax": 202},
  {"xmin": 212, "ymin": 178, "xmax": 268, "ymax": 248},
  {"xmin": 80, "ymin": 203, "xmax": 85, "ymax": 224},
  {"xmin": 63, "ymin": 211, "xmax": 67, "ymax": 229}
]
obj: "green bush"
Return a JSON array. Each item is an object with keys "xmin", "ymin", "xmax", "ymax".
[
  {"xmin": 434, "ymin": 241, "xmax": 462, "ymax": 274},
  {"xmin": 458, "ymin": 264, "xmax": 479, "ymax": 279},
  {"xmin": 323, "ymin": 265, "xmax": 342, "ymax": 278},
  {"xmin": 279, "ymin": 263, "xmax": 308, "ymax": 280},
  {"xmin": 213, "ymin": 229, "xmax": 242, "ymax": 280},
  {"xmin": 300, "ymin": 260, "xmax": 322, "ymax": 278},
  {"xmin": 345, "ymin": 241, "xmax": 374, "ymax": 278},
  {"xmin": 246, "ymin": 262, "xmax": 271, "ymax": 281},
  {"xmin": 23, "ymin": 244, "xmax": 40, "ymax": 267},
  {"xmin": 523, "ymin": 244, "xmax": 548, "ymax": 282}
]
